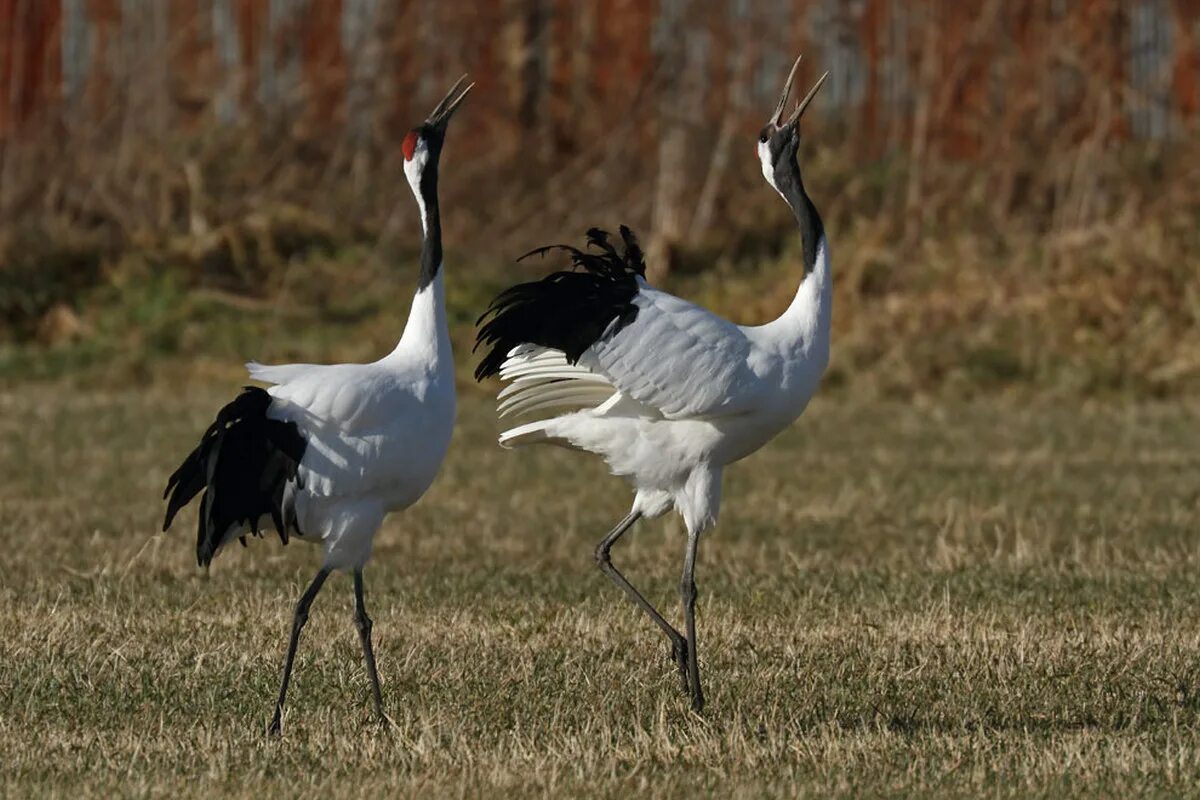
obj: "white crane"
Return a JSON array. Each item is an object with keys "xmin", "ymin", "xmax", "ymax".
[
  {"xmin": 474, "ymin": 57, "xmax": 829, "ymax": 712},
  {"xmin": 162, "ymin": 77, "xmax": 472, "ymax": 735}
]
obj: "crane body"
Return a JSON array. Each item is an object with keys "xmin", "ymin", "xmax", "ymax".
[
  {"xmin": 162, "ymin": 77, "xmax": 472, "ymax": 735},
  {"xmin": 476, "ymin": 58, "xmax": 831, "ymax": 711}
]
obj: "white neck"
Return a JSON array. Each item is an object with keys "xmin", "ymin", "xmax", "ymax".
[
  {"xmin": 388, "ymin": 270, "xmax": 452, "ymax": 367},
  {"xmin": 404, "ymin": 140, "xmax": 430, "ymax": 201},
  {"xmin": 776, "ymin": 235, "xmax": 831, "ymax": 349},
  {"xmin": 756, "ymin": 137, "xmax": 831, "ymax": 323},
  {"xmin": 385, "ymin": 142, "xmax": 451, "ymax": 369},
  {"xmin": 754, "ymin": 142, "xmax": 832, "ymax": 362}
]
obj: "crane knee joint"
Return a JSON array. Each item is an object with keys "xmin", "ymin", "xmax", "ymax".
[
  {"xmin": 679, "ymin": 580, "xmax": 697, "ymax": 604},
  {"xmin": 292, "ymin": 606, "xmax": 310, "ymax": 629}
]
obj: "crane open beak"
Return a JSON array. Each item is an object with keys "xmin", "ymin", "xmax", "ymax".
[
  {"xmin": 428, "ymin": 75, "xmax": 474, "ymax": 128},
  {"xmin": 770, "ymin": 55, "xmax": 828, "ymax": 128}
]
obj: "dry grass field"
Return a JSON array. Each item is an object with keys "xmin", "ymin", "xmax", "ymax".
[
  {"xmin": 2, "ymin": 385, "xmax": 1199, "ymax": 797},
  {"xmin": 3, "ymin": 5, "xmax": 1198, "ymax": 795}
]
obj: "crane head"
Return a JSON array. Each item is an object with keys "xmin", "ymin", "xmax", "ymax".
[
  {"xmin": 403, "ymin": 75, "xmax": 474, "ymax": 183},
  {"xmin": 756, "ymin": 55, "xmax": 828, "ymax": 187}
]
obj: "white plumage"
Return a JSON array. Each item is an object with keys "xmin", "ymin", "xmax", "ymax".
[
  {"xmin": 476, "ymin": 57, "xmax": 831, "ymax": 712},
  {"xmin": 496, "ymin": 242, "xmax": 830, "ymax": 526},
  {"xmin": 245, "ymin": 350, "xmax": 455, "ymax": 567},
  {"xmin": 162, "ymin": 77, "xmax": 472, "ymax": 735}
]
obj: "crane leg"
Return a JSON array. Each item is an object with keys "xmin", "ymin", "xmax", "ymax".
[
  {"xmin": 594, "ymin": 511, "xmax": 689, "ymax": 693},
  {"xmin": 353, "ymin": 568, "xmax": 386, "ymax": 723},
  {"xmin": 268, "ymin": 567, "xmax": 331, "ymax": 736},
  {"xmin": 679, "ymin": 527, "xmax": 704, "ymax": 712}
]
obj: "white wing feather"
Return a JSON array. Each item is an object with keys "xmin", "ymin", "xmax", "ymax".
[
  {"xmin": 498, "ymin": 384, "xmax": 616, "ymax": 418},
  {"xmin": 244, "ymin": 360, "xmax": 453, "ymax": 503},
  {"xmin": 579, "ymin": 287, "xmax": 759, "ymax": 418},
  {"xmin": 491, "ymin": 348, "xmax": 616, "ymax": 419},
  {"xmin": 247, "ymin": 361, "xmax": 404, "ymax": 434},
  {"xmin": 246, "ymin": 361, "xmax": 319, "ymax": 386},
  {"xmin": 491, "ymin": 286, "xmax": 761, "ymax": 426},
  {"xmin": 497, "ymin": 373, "xmax": 612, "ymax": 401}
]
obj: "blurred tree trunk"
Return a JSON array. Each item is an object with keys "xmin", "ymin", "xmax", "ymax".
[
  {"xmin": 519, "ymin": 0, "xmax": 548, "ymax": 154},
  {"xmin": 691, "ymin": 0, "xmax": 747, "ymax": 241},
  {"xmin": 649, "ymin": 0, "xmax": 706, "ymax": 283}
]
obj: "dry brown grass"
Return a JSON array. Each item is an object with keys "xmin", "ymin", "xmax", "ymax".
[
  {"xmin": 3, "ymin": 132, "xmax": 1198, "ymax": 400},
  {"xmin": 2, "ymin": 385, "xmax": 1199, "ymax": 797},
  {"xmin": 4, "ymin": 4, "xmax": 1199, "ymax": 400}
]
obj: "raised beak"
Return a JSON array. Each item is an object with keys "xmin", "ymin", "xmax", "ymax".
[
  {"xmin": 771, "ymin": 55, "xmax": 828, "ymax": 128},
  {"xmin": 427, "ymin": 74, "xmax": 474, "ymax": 127},
  {"xmin": 770, "ymin": 55, "xmax": 805, "ymax": 127},
  {"xmin": 784, "ymin": 70, "xmax": 828, "ymax": 126}
]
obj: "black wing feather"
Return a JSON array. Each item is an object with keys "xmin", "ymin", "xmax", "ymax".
[
  {"xmin": 162, "ymin": 386, "xmax": 307, "ymax": 567},
  {"xmin": 474, "ymin": 225, "xmax": 647, "ymax": 380}
]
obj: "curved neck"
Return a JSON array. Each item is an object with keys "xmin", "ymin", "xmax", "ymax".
[
  {"xmin": 394, "ymin": 271, "xmax": 451, "ymax": 367},
  {"xmin": 391, "ymin": 162, "xmax": 451, "ymax": 366},
  {"xmin": 774, "ymin": 165, "xmax": 825, "ymax": 280},
  {"xmin": 766, "ymin": 156, "xmax": 832, "ymax": 348},
  {"xmin": 415, "ymin": 164, "xmax": 442, "ymax": 289}
]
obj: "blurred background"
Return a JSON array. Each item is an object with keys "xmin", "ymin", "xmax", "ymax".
[{"xmin": 1, "ymin": 0, "xmax": 1197, "ymax": 398}]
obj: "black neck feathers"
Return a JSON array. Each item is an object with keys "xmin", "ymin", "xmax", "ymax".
[
  {"xmin": 417, "ymin": 161, "xmax": 443, "ymax": 290},
  {"xmin": 773, "ymin": 154, "xmax": 825, "ymax": 276}
]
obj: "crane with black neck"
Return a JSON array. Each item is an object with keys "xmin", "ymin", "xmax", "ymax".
[
  {"xmin": 162, "ymin": 77, "xmax": 472, "ymax": 735},
  {"xmin": 475, "ymin": 57, "xmax": 830, "ymax": 712}
]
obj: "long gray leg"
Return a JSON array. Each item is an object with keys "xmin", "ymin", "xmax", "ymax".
[
  {"xmin": 594, "ymin": 511, "xmax": 689, "ymax": 691},
  {"xmin": 268, "ymin": 567, "xmax": 331, "ymax": 736},
  {"xmin": 680, "ymin": 527, "xmax": 704, "ymax": 712},
  {"xmin": 353, "ymin": 568, "xmax": 385, "ymax": 722}
]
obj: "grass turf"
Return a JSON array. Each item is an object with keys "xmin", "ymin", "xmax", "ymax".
[{"xmin": 1, "ymin": 387, "xmax": 1199, "ymax": 797}]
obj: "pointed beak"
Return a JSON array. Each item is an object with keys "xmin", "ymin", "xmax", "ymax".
[
  {"xmin": 427, "ymin": 74, "xmax": 474, "ymax": 128},
  {"xmin": 769, "ymin": 55, "xmax": 828, "ymax": 128},
  {"xmin": 770, "ymin": 55, "xmax": 805, "ymax": 127},
  {"xmin": 785, "ymin": 70, "xmax": 828, "ymax": 126}
]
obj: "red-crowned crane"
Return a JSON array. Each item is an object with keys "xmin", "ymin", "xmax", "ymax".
[
  {"xmin": 474, "ymin": 57, "xmax": 829, "ymax": 712},
  {"xmin": 162, "ymin": 77, "xmax": 472, "ymax": 735}
]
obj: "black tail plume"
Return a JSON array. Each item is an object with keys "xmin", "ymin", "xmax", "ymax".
[
  {"xmin": 474, "ymin": 226, "xmax": 646, "ymax": 380},
  {"xmin": 162, "ymin": 387, "xmax": 307, "ymax": 567}
]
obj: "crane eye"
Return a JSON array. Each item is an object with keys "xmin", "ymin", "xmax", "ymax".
[{"xmin": 758, "ymin": 132, "xmax": 769, "ymax": 144}]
